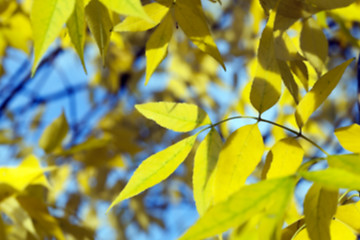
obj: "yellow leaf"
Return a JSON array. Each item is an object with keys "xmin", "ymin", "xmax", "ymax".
[
  {"xmin": 67, "ymin": 0, "xmax": 87, "ymax": 73},
  {"xmin": 99, "ymin": 0, "xmax": 151, "ymax": 21},
  {"xmin": 174, "ymin": 0, "xmax": 225, "ymax": 70},
  {"xmin": 327, "ymin": 154, "xmax": 360, "ymax": 175},
  {"xmin": 107, "ymin": 134, "xmax": 197, "ymax": 211},
  {"xmin": 265, "ymin": 137, "xmax": 304, "ymax": 179},
  {"xmin": 295, "ymin": 58, "xmax": 354, "ymax": 128},
  {"xmin": 278, "ymin": 60, "xmax": 300, "ymax": 104},
  {"xmin": 300, "ymin": 17, "xmax": 328, "ymax": 75},
  {"xmin": 179, "ymin": 177, "xmax": 295, "ymax": 240},
  {"xmin": 0, "ymin": 197, "xmax": 37, "ymax": 237},
  {"xmin": 135, "ymin": 102, "xmax": 211, "ymax": 132},
  {"xmin": 39, "ymin": 112, "xmax": 69, "ymax": 154},
  {"xmin": 193, "ymin": 128, "xmax": 222, "ymax": 216},
  {"xmin": 294, "ymin": 219, "xmax": 356, "ymax": 240},
  {"xmin": 31, "ymin": 0, "xmax": 75, "ymax": 75},
  {"xmin": 0, "ymin": 155, "xmax": 52, "ymax": 200},
  {"xmin": 304, "ymin": 183, "xmax": 338, "ymax": 240},
  {"xmin": 145, "ymin": 13, "xmax": 173, "ymax": 84},
  {"xmin": 85, "ymin": 0, "xmax": 112, "ymax": 64},
  {"xmin": 299, "ymin": 168, "xmax": 360, "ymax": 190},
  {"xmin": 335, "ymin": 124, "xmax": 360, "ymax": 153},
  {"xmin": 274, "ymin": 30, "xmax": 303, "ymax": 61},
  {"xmin": 114, "ymin": 1, "xmax": 171, "ymax": 32},
  {"xmin": 290, "ymin": 60, "xmax": 309, "ymax": 91},
  {"xmin": 250, "ymin": 9, "xmax": 282, "ymax": 114},
  {"xmin": 20, "ymin": 155, "xmax": 51, "ymax": 188},
  {"xmin": 335, "ymin": 201, "xmax": 360, "ymax": 232},
  {"xmin": 214, "ymin": 124, "xmax": 264, "ymax": 203}
]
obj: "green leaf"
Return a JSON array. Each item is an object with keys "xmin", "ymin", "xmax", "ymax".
[
  {"xmin": 250, "ymin": 9, "xmax": 282, "ymax": 113},
  {"xmin": 174, "ymin": 0, "xmax": 225, "ymax": 70},
  {"xmin": 335, "ymin": 124, "xmax": 360, "ymax": 153},
  {"xmin": 299, "ymin": 168, "xmax": 360, "ymax": 190},
  {"xmin": 99, "ymin": 0, "xmax": 151, "ymax": 21},
  {"xmin": 31, "ymin": 0, "xmax": 75, "ymax": 75},
  {"xmin": 193, "ymin": 128, "xmax": 222, "ymax": 216},
  {"xmin": 327, "ymin": 154, "xmax": 360, "ymax": 175},
  {"xmin": 179, "ymin": 177, "xmax": 296, "ymax": 240},
  {"xmin": 304, "ymin": 183, "xmax": 338, "ymax": 240},
  {"xmin": 39, "ymin": 112, "xmax": 69, "ymax": 154},
  {"xmin": 300, "ymin": 17, "xmax": 328, "ymax": 75},
  {"xmin": 295, "ymin": 58, "xmax": 354, "ymax": 128},
  {"xmin": 67, "ymin": 0, "xmax": 87, "ymax": 73},
  {"xmin": 214, "ymin": 124, "xmax": 264, "ymax": 203},
  {"xmin": 107, "ymin": 134, "xmax": 197, "ymax": 211},
  {"xmin": 264, "ymin": 137, "xmax": 304, "ymax": 179},
  {"xmin": 85, "ymin": 0, "xmax": 112, "ymax": 64},
  {"xmin": 145, "ymin": 13, "xmax": 173, "ymax": 84},
  {"xmin": 135, "ymin": 102, "xmax": 211, "ymax": 132},
  {"xmin": 113, "ymin": 1, "xmax": 170, "ymax": 32}
]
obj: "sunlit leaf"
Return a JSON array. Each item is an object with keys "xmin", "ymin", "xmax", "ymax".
[
  {"xmin": 31, "ymin": 0, "xmax": 75, "ymax": 75},
  {"xmin": 193, "ymin": 128, "xmax": 222, "ymax": 215},
  {"xmin": 145, "ymin": 13, "xmax": 173, "ymax": 84},
  {"xmin": 135, "ymin": 102, "xmax": 211, "ymax": 132},
  {"xmin": 250, "ymin": 9, "xmax": 282, "ymax": 113},
  {"xmin": 295, "ymin": 58, "xmax": 354, "ymax": 128},
  {"xmin": 264, "ymin": 137, "xmax": 304, "ymax": 179},
  {"xmin": 335, "ymin": 201, "xmax": 360, "ymax": 232},
  {"xmin": 299, "ymin": 168, "xmax": 360, "ymax": 190},
  {"xmin": 114, "ymin": 1, "xmax": 170, "ymax": 32},
  {"xmin": 39, "ymin": 112, "xmax": 69, "ymax": 154},
  {"xmin": 67, "ymin": 0, "xmax": 87, "ymax": 72},
  {"xmin": 179, "ymin": 177, "xmax": 295, "ymax": 240},
  {"xmin": 300, "ymin": 17, "xmax": 328, "ymax": 75},
  {"xmin": 174, "ymin": 0, "xmax": 225, "ymax": 70},
  {"xmin": 304, "ymin": 183, "xmax": 338, "ymax": 240},
  {"xmin": 334, "ymin": 124, "xmax": 360, "ymax": 153},
  {"xmin": 99, "ymin": 0, "xmax": 150, "ymax": 21},
  {"xmin": 293, "ymin": 219, "xmax": 356, "ymax": 240},
  {"xmin": 214, "ymin": 124, "xmax": 264, "ymax": 203},
  {"xmin": 85, "ymin": 0, "xmax": 112, "ymax": 64},
  {"xmin": 278, "ymin": 60, "xmax": 300, "ymax": 104},
  {"xmin": 107, "ymin": 134, "xmax": 197, "ymax": 211}
]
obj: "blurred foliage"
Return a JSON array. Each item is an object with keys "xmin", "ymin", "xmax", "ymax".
[{"xmin": 0, "ymin": 0, "xmax": 360, "ymax": 239}]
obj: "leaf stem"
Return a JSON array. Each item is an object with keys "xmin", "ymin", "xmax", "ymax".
[{"xmin": 203, "ymin": 115, "xmax": 329, "ymax": 155}]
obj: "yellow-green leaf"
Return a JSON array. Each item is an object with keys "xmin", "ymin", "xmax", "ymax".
[
  {"xmin": 327, "ymin": 154, "xmax": 360, "ymax": 175},
  {"xmin": 335, "ymin": 201, "xmax": 360, "ymax": 232},
  {"xmin": 193, "ymin": 128, "xmax": 222, "ymax": 215},
  {"xmin": 293, "ymin": 219, "xmax": 356, "ymax": 240},
  {"xmin": 39, "ymin": 112, "xmax": 69, "ymax": 154},
  {"xmin": 335, "ymin": 124, "xmax": 360, "ymax": 153},
  {"xmin": 99, "ymin": 0, "xmax": 150, "ymax": 21},
  {"xmin": 114, "ymin": 1, "xmax": 170, "ymax": 32},
  {"xmin": 67, "ymin": 0, "xmax": 87, "ymax": 73},
  {"xmin": 299, "ymin": 168, "xmax": 360, "ymax": 190},
  {"xmin": 107, "ymin": 135, "xmax": 197, "ymax": 211},
  {"xmin": 179, "ymin": 177, "xmax": 295, "ymax": 240},
  {"xmin": 145, "ymin": 13, "xmax": 173, "ymax": 84},
  {"xmin": 295, "ymin": 58, "xmax": 354, "ymax": 128},
  {"xmin": 250, "ymin": 9, "xmax": 282, "ymax": 113},
  {"xmin": 214, "ymin": 124, "xmax": 264, "ymax": 203},
  {"xmin": 31, "ymin": 0, "xmax": 75, "ymax": 75},
  {"xmin": 304, "ymin": 183, "xmax": 338, "ymax": 240},
  {"xmin": 85, "ymin": 0, "xmax": 112, "ymax": 64},
  {"xmin": 174, "ymin": 0, "xmax": 225, "ymax": 70},
  {"xmin": 135, "ymin": 102, "xmax": 211, "ymax": 132},
  {"xmin": 265, "ymin": 137, "xmax": 304, "ymax": 179},
  {"xmin": 300, "ymin": 17, "xmax": 328, "ymax": 75}
]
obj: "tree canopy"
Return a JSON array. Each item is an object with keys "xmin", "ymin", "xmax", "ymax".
[{"xmin": 1, "ymin": 0, "xmax": 360, "ymax": 239}]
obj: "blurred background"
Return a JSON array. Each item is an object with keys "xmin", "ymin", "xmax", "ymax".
[{"xmin": 0, "ymin": 0, "xmax": 359, "ymax": 239}]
